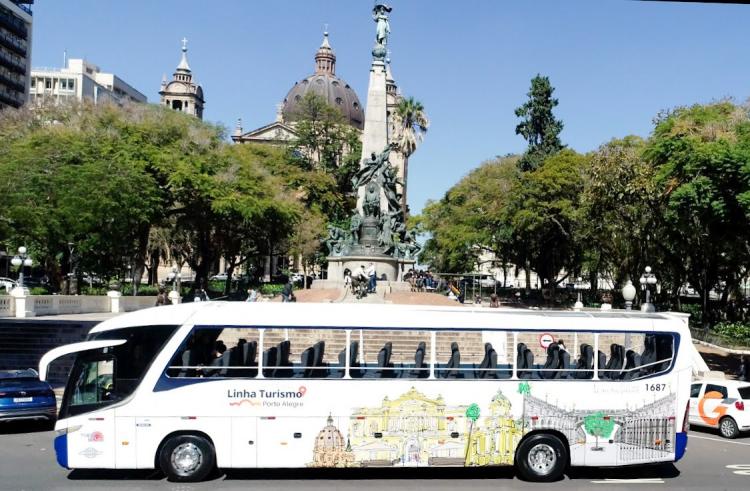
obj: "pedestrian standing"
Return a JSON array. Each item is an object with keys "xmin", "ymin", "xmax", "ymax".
[
  {"xmin": 155, "ymin": 288, "xmax": 168, "ymax": 306},
  {"xmin": 246, "ymin": 288, "xmax": 258, "ymax": 302},
  {"xmin": 281, "ymin": 281, "xmax": 294, "ymax": 302},
  {"xmin": 366, "ymin": 262, "xmax": 377, "ymax": 293}
]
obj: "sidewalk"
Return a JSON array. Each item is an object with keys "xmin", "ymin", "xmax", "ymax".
[{"xmin": 694, "ymin": 342, "xmax": 744, "ymax": 379}]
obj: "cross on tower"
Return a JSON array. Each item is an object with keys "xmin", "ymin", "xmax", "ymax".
[{"xmin": 181, "ymin": 37, "xmax": 188, "ymax": 51}]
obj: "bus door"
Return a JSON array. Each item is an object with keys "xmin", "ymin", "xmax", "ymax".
[
  {"xmin": 230, "ymin": 417, "xmax": 258, "ymax": 467},
  {"xmin": 64, "ymin": 354, "xmax": 118, "ymax": 469},
  {"xmin": 256, "ymin": 417, "xmax": 313, "ymax": 467}
]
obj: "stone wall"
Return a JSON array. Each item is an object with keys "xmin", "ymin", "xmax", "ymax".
[{"xmin": 0, "ymin": 319, "xmax": 99, "ymax": 385}]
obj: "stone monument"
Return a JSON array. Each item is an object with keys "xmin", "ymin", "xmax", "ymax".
[{"xmin": 319, "ymin": 3, "xmax": 420, "ymax": 288}]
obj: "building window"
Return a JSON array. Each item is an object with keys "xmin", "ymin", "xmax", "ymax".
[
  {"xmin": 335, "ymin": 97, "xmax": 343, "ymax": 105},
  {"xmin": 30, "ymin": 78, "xmax": 35, "ymax": 88},
  {"xmin": 45, "ymin": 79, "xmax": 51, "ymax": 89}
]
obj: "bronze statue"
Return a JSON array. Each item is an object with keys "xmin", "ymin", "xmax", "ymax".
[
  {"xmin": 349, "ymin": 210, "xmax": 363, "ymax": 244},
  {"xmin": 373, "ymin": 3, "xmax": 392, "ymax": 47},
  {"xmin": 363, "ymin": 183, "xmax": 381, "ymax": 217}
]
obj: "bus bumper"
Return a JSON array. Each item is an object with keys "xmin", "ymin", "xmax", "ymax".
[
  {"xmin": 674, "ymin": 432, "xmax": 688, "ymax": 461},
  {"xmin": 54, "ymin": 434, "xmax": 69, "ymax": 469}
]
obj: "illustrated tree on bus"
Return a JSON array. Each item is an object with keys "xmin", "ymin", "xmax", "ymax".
[
  {"xmin": 583, "ymin": 412, "xmax": 615, "ymax": 451},
  {"xmin": 518, "ymin": 382, "xmax": 531, "ymax": 432},
  {"xmin": 464, "ymin": 403, "xmax": 480, "ymax": 463}
]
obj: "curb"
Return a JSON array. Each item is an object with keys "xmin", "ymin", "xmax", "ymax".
[{"xmin": 693, "ymin": 338, "xmax": 750, "ymax": 355}]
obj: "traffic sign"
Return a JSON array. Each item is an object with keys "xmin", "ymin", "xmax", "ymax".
[{"xmin": 539, "ymin": 333, "xmax": 554, "ymax": 349}]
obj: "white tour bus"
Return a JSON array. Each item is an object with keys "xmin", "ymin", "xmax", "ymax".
[{"xmin": 40, "ymin": 302, "xmax": 692, "ymax": 482}]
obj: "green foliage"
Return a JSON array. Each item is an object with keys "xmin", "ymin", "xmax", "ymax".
[
  {"xmin": 415, "ymin": 156, "xmax": 520, "ymax": 273},
  {"xmin": 646, "ymin": 101, "xmax": 750, "ymax": 324},
  {"xmin": 0, "ymin": 101, "xmax": 303, "ymax": 292},
  {"xmin": 465, "ymin": 403, "xmax": 480, "ymax": 422},
  {"xmin": 507, "ymin": 150, "xmax": 588, "ymax": 290},
  {"xmin": 515, "ymin": 75, "xmax": 565, "ymax": 172},
  {"xmin": 260, "ymin": 283, "xmax": 285, "ymax": 295},
  {"xmin": 287, "ymin": 92, "xmax": 362, "ymax": 222},
  {"xmin": 394, "ymin": 96, "xmax": 429, "ymax": 159},
  {"xmin": 712, "ymin": 322, "xmax": 750, "ymax": 344},
  {"xmin": 583, "ymin": 412, "xmax": 615, "ymax": 439}
]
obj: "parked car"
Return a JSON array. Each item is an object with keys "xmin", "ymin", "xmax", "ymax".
[
  {"xmin": 0, "ymin": 277, "xmax": 17, "ymax": 292},
  {"xmin": 689, "ymin": 379, "xmax": 750, "ymax": 438},
  {"xmin": 209, "ymin": 273, "xmax": 229, "ymax": 281},
  {"xmin": 0, "ymin": 369, "xmax": 57, "ymax": 423}
]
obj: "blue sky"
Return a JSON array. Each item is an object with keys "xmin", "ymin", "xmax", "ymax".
[{"xmin": 30, "ymin": 0, "xmax": 750, "ymax": 214}]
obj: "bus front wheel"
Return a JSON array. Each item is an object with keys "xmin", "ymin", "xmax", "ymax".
[
  {"xmin": 159, "ymin": 434, "xmax": 216, "ymax": 482},
  {"xmin": 515, "ymin": 433, "xmax": 567, "ymax": 482}
]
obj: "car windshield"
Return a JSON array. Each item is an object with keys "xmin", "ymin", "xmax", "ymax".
[
  {"xmin": 739, "ymin": 386, "xmax": 750, "ymax": 400},
  {"xmin": 0, "ymin": 369, "xmax": 39, "ymax": 380}
]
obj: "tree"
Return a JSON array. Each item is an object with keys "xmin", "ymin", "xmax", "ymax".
[
  {"xmin": 645, "ymin": 101, "xmax": 750, "ymax": 326},
  {"xmin": 582, "ymin": 136, "xmax": 662, "ymax": 300},
  {"xmin": 393, "ymin": 96, "xmax": 429, "ymax": 214},
  {"xmin": 583, "ymin": 412, "xmax": 614, "ymax": 451},
  {"xmin": 415, "ymin": 156, "xmax": 520, "ymax": 274},
  {"xmin": 506, "ymin": 150, "xmax": 587, "ymax": 298},
  {"xmin": 289, "ymin": 92, "xmax": 362, "ymax": 221},
  {"xmin": 515, "ymin": 75, "xmax": 564, "ymax": 172}
]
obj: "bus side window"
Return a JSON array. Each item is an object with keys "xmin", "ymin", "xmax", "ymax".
[
  {"xmin": 167, "ymin": 327, "xmax": 260, "ymax": 378},
  {"xmin": 356, "ymin": 330, "xmax": 431, "ymax": 379},
  {"xmin": 435, "ymin": 331, "xmax": 500, "ymax": 380},
  {"xmin": 637, "ymin": 333, "xmax": 674, "ymax": 378},
  {"xmin": 263, "ymin": 328, "xmax": 345, "ymax": 379}
]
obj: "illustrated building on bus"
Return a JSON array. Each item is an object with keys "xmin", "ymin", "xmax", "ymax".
[
  {"xmin": 348, "ymin": 387, "xmax": 469, "ymax": 466},
  {"xmin": 464, "ymin": 389, "xmax": 523, "ymax": 466},
  {"xmin": 309, "ymin": 414, "xmax": 355, "ymax": 468}
]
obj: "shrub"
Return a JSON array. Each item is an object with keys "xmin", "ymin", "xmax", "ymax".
[
  {"xmin": 29, "ymin": 287, "xmax": 50, "ymax": 295},
  {"xmin": 712, "ymin": 322, "xmax": 750, "ymax": 345},
  {"xmin": 260, "ymin": 283, "xmax": 285, "ymax": 295}
]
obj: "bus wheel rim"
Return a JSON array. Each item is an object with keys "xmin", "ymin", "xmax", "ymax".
[
  {"xmin": 527, "ymin": 443, "xmax": 556, "ymax": 476},
  {"xmin": 171, "ymin": 443, "xmax": 203, "ymax": 476}
]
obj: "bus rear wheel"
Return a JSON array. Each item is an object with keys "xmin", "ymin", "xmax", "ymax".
[
  {"xmin": 515, "ymin": 433, "xmax": 567, "ymax": 482},
  {"xmin": 159, "ymin": 434, "xmax": 216, "ymax": 482}
]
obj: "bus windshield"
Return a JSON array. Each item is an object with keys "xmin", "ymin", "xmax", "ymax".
[{"xmin": 59, "ymin": 325, "xmax": 178, "ymax": 418}]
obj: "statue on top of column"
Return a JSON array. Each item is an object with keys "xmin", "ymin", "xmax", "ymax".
[{"xmin": 373, "ymin": 3, "xmax": 392, "ymax": 48}]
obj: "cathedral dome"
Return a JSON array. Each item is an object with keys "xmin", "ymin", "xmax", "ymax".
[
  {"xmin": 314, "ymin": 415, "xmax": 346, "ymax": 451},
  {"xmin": 281, "ymin": 33, "xmax": 364, "ymax": 130}
]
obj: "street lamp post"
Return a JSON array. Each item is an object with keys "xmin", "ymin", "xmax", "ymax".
[
  {"xmin": 10, "ymin": 246, "xmax": 32, "ymax": 289},
  {"xmin": 168, "ymin": 266, "xmax": 182, "ymax": 305},
  {"xmin": 574, "ymin": 276, "xmax": 584, "ymax": 310},
  {"xmin": 639, "ymin": 266, "xmax": 657, "ymax": 312},
  {"xmin": 621, "ymin": 280, "xmax": 637, "ymax": 310}
]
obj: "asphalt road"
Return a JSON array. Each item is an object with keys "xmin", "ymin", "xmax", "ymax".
[{"xmin": 0, "ymin": 422, "xmax": 748, "ymax": 491}]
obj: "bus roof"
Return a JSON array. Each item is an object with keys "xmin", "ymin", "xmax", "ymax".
[{"xmin": 88, "ymin": 301, "xmax": 687, "ymax": 334}]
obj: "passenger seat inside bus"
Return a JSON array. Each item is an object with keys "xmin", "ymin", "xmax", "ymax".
[
  {"xmin": 377, "ymin": 342, "xmax": 394, "ymax": 378},
  {"xmin": 541, "ymin": 342, "xmax": 560, "ymax": 379},
  {"xmin": 414, "ymin": 342, "xmax": 428, "ymax": 378},
  {"xmin": 242, "ymin": 340, "xmax": 258, "ymax": 377},
  {"xmin": 301, "ymin": 346, "xmax": 315, "ymax": 378},
  {"xmin": 558, "ymin": 348, "xmax": 570, "ymax": 379},
  {"xmin": 275, "ymin": 340, "xmax": 293, "ymax": 378},
  {"xmin": 313, "ymin": 341, "xmax": 328, "ymax": 377},
  {"xmin": 443, "ymin": 342, "xmax": 461, "ymax": 378},
  {"xmin": 516, "ymin": 343, "xmax": 533, "ymax": 379},
  {"xmin": 575, "ymin": 343, "xmax": 594, "ymax": 379},
  {"xmin": 477, "ymin": 342, "xmax": 497, "ymax": 379},
  {"xmin": 604, "ymin": 344, "xmax": 625, "ymax": 379},
  {"xmin": 338, "ymin": 341, "xmax": 361, "ymax": 378},
  {"xmin": 622, "ymin": 349, "xmax": 641, "ymax": 380},
  {"xmin": 639, "ymin": 334, "xmax": 657, "ymax": 376},
  {"xmin": 263, "ymin": 347, "xmax": 278, "ymax": 377}
]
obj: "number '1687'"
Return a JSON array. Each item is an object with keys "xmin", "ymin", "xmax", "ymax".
[{"xmin": 646, "ymin": 384, "xmax": 666, "ymax": 391}]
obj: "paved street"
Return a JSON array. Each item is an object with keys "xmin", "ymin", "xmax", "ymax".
[{"xmin": 0, "ymin": 422, "xmax": 748, "ymax": 491}]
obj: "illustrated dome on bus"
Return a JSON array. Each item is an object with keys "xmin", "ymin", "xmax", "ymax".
[{"xmin": 309, "ymin": 414, "xmax": 354, "ymax": 468}]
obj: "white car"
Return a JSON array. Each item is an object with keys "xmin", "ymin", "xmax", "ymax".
[
  {"xmin": 0, "ymin": 277, "xmax": 17, "ymax": 292},
  {"xmin": 689, "ymin": 379, "xmax": 750, "ymax": 438}
]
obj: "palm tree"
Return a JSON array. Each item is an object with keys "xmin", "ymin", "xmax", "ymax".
[{"xmin": 392, "ymin": 97, "xmax": 429, "ymax": 214}]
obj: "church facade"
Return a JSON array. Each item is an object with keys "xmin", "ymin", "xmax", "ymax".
[{"xmin": 159, "ymin": 39, "xmax": 204, "ymax": 119}]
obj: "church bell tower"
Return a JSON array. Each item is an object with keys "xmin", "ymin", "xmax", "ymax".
[{"xmin": 159, "ymin": 38, "xmax": 205, "ymax": 119}]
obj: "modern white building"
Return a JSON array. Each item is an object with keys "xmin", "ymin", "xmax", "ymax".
[
  {"xmin": 29, "ymin": 58, "xmax": 146, "ymax": 106},
  {"xmin": 0, "ymin": 0, "xmax": 32, "ymax": 111}
]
